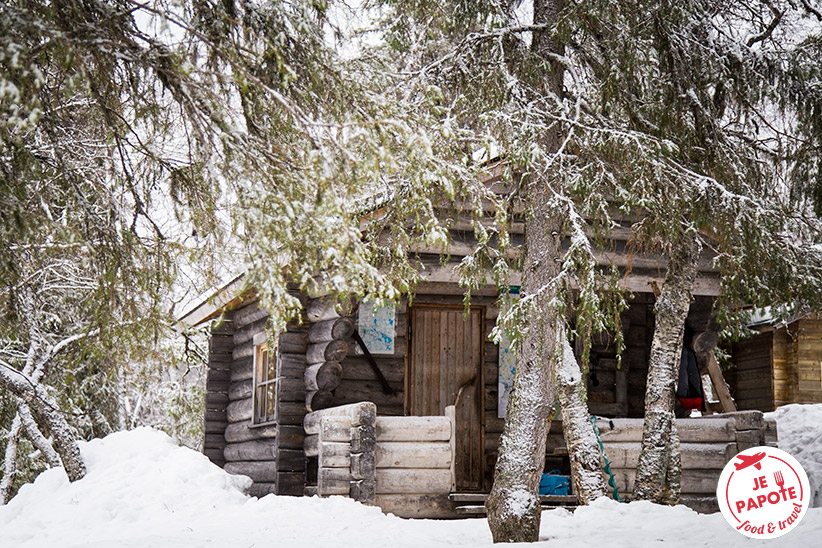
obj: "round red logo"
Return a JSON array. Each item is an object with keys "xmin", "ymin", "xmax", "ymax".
[{"xmin": 717, "ymin": 446, "xmax": 809, "ymax": 539}]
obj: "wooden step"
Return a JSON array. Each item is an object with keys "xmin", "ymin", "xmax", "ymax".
[
  {"xmin": 455, "ymin": 504, "xmax": 576, "ymax": 515},
  {"xmin": 449, "ymin": 493, "xmax": 578, "ymax": 505}
]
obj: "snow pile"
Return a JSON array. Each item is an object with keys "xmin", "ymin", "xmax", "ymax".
[
  {"xmin": 0, "ymin": 428, "xmax": 487, "ymax": 548},
  {"xmin": 766, "ymin": 403, "xmax": 822, "ymax": 507},
  {"xmin": 1, "ymin": 405, "xmax": 821, "ymax": 547}
]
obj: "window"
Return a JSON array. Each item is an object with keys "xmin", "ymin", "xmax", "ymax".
[{"xmin": 252, "ymin": 333, "xmax": 279, "ymax": 425}]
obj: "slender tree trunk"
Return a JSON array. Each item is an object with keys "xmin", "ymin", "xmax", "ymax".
[
  {"xmin": 1, "ymin": 402, "xmax": 67, "ymax": 504},
  {"xmin": 633, "ymin": 233, "xmax": 700, "ymax": 503},
  {"xmin": 556, "ymin": 334, "xmax": 607, "ymax": 503},
  {"xmin": 0, "ymin": 367, "xmax": 86, "ymax": 482},
  {"xmin": 90, "ymin": 408, "xmax": 113, "ymax": 437},
  {"xmin": 486, "ymin": 0, "xmax": 566, "ymax": 542},
  {"xmin": 1, "ymin": 416, "xmax": 23, "ymax": 504},
  {"xmin": 18, "ymin": 400, "xmax": 62, "ymax": 468}
]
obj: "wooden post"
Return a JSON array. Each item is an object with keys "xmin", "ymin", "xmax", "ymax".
[
  {"xmin": 445, "ymin": 405, "xmax": 456, "ymax": 492},
  {"xmin": 705, "ymin": 351, "xmax": 737, "ymax": 413},
  {"xmin": 349, "ymin": 403, "xmax": 377, "ymax": 505},
  {"xmin": 305, "ymin": 402, "xmax": 377, "ymax": 502}
]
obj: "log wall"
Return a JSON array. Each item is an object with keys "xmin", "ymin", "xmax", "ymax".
[
  {"xmin": 304, "ymin": 402, "xmax": 377, "ymax": 501},
  {"xmin": 203, "ymin": 296, "xmax": 308, "ymax": 497},
  {"xmin": 596, "ymin": 411, "xmax": 777, "ymax": 513},
  {"xmin": 304, "ymin": 402, "xmax": 456, "ymax": 518},
  {"xmin": 203, "ymin": 318, "xmax": 234, "ymax": 467},
  {"xmin": 373, "ymin": 410, "xmax": 455, "ymax": 519},
  {"xmin": 329, "ymin": 300, "xmax": 406, "ymax": 417},
  {"xmin": 202, "ymin": 276, "xmax": 729, "ymax": 502},
  {"xmin": 405, "ymin": 218, "xmax": 722, "ymax": 296}
]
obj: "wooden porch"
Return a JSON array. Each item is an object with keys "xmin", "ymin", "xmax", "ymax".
[{"xmin": 303, "ymin": 402, "xmax": 777, "ymax": 518}]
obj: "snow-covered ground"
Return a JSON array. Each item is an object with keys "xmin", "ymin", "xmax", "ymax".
[
  {"xmin": 765, "ymin": 404, "xmax": 822, "ymax": 507},
  {"xmin": 2, "ymin": 405, "xmax": 822, "ymax": 548}
]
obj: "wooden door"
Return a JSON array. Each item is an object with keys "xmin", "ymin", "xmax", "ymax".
[{"xmin": 407, "ymin": 305, "xmax": 484, "ymax": 491}]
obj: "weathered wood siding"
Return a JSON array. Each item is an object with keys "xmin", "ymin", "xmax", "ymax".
[
  {"xmin": 729, "ymin": 332, "xmax": 775, "ymax": 412},
  {"xmin": 793, "ymin": 317, "xmax": 822, "ymax": 403},
  {"xmin": 203, "ymin": 318, "xmax": 234, "ymax": 467},
  {"xmin": 729, "ymin": 314, "xmax": 822, "ymax": 411}
]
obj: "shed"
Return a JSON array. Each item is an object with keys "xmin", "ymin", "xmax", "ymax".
[{"xmin": 729, "ymin": 313, "xmax": 822, "ymax": 411}]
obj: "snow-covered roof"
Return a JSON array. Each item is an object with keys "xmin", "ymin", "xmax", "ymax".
[{"xmin": 174, "ymin": 273, "xmax": 247, "ymax": 331}]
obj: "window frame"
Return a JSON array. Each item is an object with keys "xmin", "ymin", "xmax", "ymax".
[{"xmin": 251, "ymin": 332, "xmax": 279, "ymax": 426}]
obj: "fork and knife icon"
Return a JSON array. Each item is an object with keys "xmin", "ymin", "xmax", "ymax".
[{"xmin": 773, "ymin": 470, "xmax": 785, "ymax": 489}]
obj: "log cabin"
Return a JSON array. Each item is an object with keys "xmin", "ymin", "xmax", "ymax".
[
  {"xmin": 728, "ymin": 312, "xmax": 822, "ymax": 412},
  {"xmin": 177, "ymin": 213, "xmax": 777, "ymax": 516}
]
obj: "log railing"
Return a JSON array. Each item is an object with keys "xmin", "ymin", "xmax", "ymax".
[
  {"xmin": 595, "ymin": 410, "xmax": 777, "ymax": 513},
  {"xmin": 304, "ymin": 402, "xmax": 456, "ymax": 507}
]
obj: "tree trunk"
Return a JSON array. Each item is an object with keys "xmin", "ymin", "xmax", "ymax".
[
  {"xmin": 18, "ymin": 400, "xmax": 62, "ymax": 468},
  {"xmin": 633, "ymin": 233, "xmax": 701, "ymax": 503},
  {"xmin": 0, "ymin": 415, "xmax": 23, "ymax": 504},
  {"xmin": 486, "ymin": 0, "xmax": 566, "ymax": 542},
  {"xmin": 485, "ymin": 281, "xmax": 560, "ymax": 542},
  {"xmin": 556, "ymin": 334, "xmax": 607, "ymax": 503},
  {"xmin": 485, "ymin": 166, "xmax": 564, "ymax": 544},
  {"xmin": 0, "ymin": 367, "xmax": 86, "ymax": 483}
]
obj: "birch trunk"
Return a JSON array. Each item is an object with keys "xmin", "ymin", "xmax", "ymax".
[
  {"xmin": 633, "ymin": 233, "xmax": 701, "ymax": 503},
  {"xmin": 0, "ymin": 367, "xmax": 86, "ymax": 482},
  {"xmin": 486, "ymin": 0, "xmax": 566, "ymax": 542},
  {"xmin": 0, "ymin": 416, "xmax": 23, "ymax": 504},
  {"xmin": 556, "ymin": 335, "xmax": 607, "ymax": 503},
  {"xmin": 18, "ymin": 400, "xmax": 62, "ymax": 468}
]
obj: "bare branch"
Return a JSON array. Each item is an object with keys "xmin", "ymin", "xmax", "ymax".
[{"xmin": 747, "ymin": 3, "xmax": 784, "ymax": 47}]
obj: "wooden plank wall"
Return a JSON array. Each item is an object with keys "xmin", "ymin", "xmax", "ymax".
[
  {"xmin": 208, "ymin": 297, "xmax": 307, "ymax": 497},
  {"xmin": 794, "ymin": 317, "xmax": 822, "ymax": 403},
  {"xmin": 772, "ymin": 327, "xmax": 795, "ymax": 407},
  {"xmin": 730, "ymin": 332, "xmax": 775, "ymax": 412},
  {"xmin": 722, "ymin": 315, "xmax": 821, "ymax": 411}
]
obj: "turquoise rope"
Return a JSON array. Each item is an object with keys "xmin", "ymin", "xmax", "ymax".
[{"xmin": 590, "ymin": 415, "xmax": 622, "ymax": 502}]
